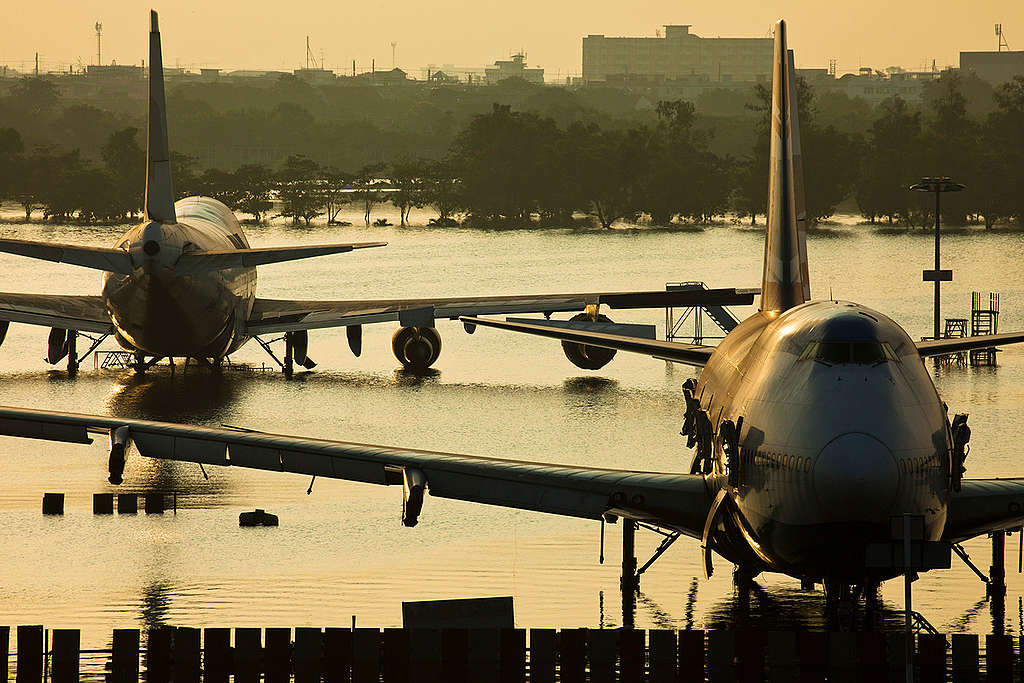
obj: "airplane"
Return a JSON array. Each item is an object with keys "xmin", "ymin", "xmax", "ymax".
[
  {"xmin": 3, "ymin": 19, "xmax": 1024, "ymax": 610},
  {"xmin": 0, "ymin": 11, "xmax": 750, "ymax": 378}
]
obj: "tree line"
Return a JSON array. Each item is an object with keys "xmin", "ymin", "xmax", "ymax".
[{"xmin": 1, "ymin": 73, "xmax": 1022, "ymax": 228}]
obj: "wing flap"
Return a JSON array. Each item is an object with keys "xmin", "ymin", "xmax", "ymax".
[
  {"xmin": 462, "ymin": 316, "xmax": 715, "ymax": 367},
  {"xmin": 0, "ymin": 293, "xmax": 113, "ymax": 334},
  {"xmin": 916, "ymin": 331, "xmax": 1024, "ymax": 358},
  {"xmin": 0, "ymin": 239, "xmax": 133, "ymax": 274},
  {"xmin": 0, "ymin": 405, "xmax": 710, "ymax": 534}
]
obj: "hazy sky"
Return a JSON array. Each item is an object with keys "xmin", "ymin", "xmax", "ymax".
[{"xmin": 4, "ymin": 0, "xmax": 1021, "ymax": 77}]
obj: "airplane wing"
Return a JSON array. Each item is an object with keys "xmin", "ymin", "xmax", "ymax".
[
  {"xmin": 0, "ymin": 238, "xmax": 133, "ymax": 274},
  {"xmin": 0, "ymin": 405, "xmax": 712, "ymax": 536},
  {"xmin": 942, "ymin": 479, "xmax": 1024, "ymax": 543},
  {"xmin": 177, "ymin": 242, "xmax": 387, "ymax": 272},
  {"xmin": 916, "ymin": 331, "xmax": 1024, "ymax": 357},
  {"xmin": 0, "ymin": 293, "xmax": 113, "ymax": 334},
  {"xmin": 461, "ymin": 316, "xmax": 715, "ymax": 367},
  {"xmin": 245, "ymin": 287, "xmax": 756, "ymax": 336}
]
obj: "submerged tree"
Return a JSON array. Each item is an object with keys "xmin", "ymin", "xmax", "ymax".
[{"xmin": 277, "ymin": 154, "xmax": 324, "ymax": 226}]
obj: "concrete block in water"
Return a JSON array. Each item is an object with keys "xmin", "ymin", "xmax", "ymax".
[
  {"xmin": 93, "ymin": 493, "xmax": 113, "ymax": 514},
  {"xmin": 116, "ymin": 494, "xmax": 137, "ymax": 514},
  {"xmin": 42, "ymin": 493, "xmax": 64, "ymax": 515}
]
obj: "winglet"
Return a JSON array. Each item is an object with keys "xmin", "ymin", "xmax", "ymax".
[
  {"xmin": 144, "ymin": 10, "xmax": 177, "ymax": 224},
  {"xmin": 760, "ymin": 19, "xmax": 809, "ymax": 312}
]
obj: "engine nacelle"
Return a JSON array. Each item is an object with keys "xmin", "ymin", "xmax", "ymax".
[
  {"xmin": 392, "ymin": 326, "xmax": 442, "ymax": 371},
  {"xmin": 46, "ymin": 327, "xmax": 69, "ymax": 365},
  {"xmin": 402, "ymin": 467, "xmax": 427, "ymax": 527},
  {"xmin": 108, "ymin": 425, "xmax": 132, "ymax": 485},
  {"xmin": 561, "ymin": 313, "xmax": 617, "ymax": 370},
  {"xmin": 0, "ymin": 320, "xmax": 9, "ymax": 348}
]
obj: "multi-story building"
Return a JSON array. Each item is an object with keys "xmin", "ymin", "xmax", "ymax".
[
  {"xmin": 582, "ymin": 24, "xmax": 772, "ymax": 85},
  {"xmin": 960, "ymin": 50, "xmax": 1024, "ymax": 86},
  {"xmin": 485, "ymin": 54, "xmax": 544, "ymax": 85}
]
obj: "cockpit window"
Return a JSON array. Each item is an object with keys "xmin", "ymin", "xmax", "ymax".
[{"xmin": 800, "ymin": 340, "xmax": 898, "ymax": 365}]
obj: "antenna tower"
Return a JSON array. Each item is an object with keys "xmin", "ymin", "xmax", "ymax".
[
  {"xmin": 306, "ymin": 36, "xmax": 320, "ymax": 69},
  {"xmin": 828, "ymin": 59, "xmax": 837, "ymax": 76},
  {"xmin": 95, "ymin": 22, "xmax": 102, "ymax": 66},
  {"xmin": 996, "ymin": 24, "xmax": 1010, "ymax": 51},
  {"xmin": 391, "ymin": 41, "xmax": 397, "ymax": 69}
]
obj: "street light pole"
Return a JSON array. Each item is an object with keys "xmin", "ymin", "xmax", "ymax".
[{"xmin": 910, "ymin": 177, "xmax": 965, "ymax": 340}]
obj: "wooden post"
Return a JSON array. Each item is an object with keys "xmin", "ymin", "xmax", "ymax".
[
  {"xmin": 648, "ymin": 629, "xmax": 677, "ymax": 683},
  {"xmin": 467, "ymin": 629, "xmax": 500, "ymax": 683},
  {"xmin": 706, "ymin": 630, "xmax": 735, "ymax": 683},
  {"xmin": 618, "ymin": 628, "xmax": 644, "ymax": 683},
  {"xmin": 117, "ymin": 493, "xmax": 137, "ymax": 514},
  {"xmin": 826, "ymin": 631, "xmax": 855, "ymax": 683},
  {"xmin": 857, "ymin": 632, "xmax": 887, "ymax": 682},
  {"xmin": 951, "ymin": 633, "xmax": 979, "ymax": 683},
  {"xmin": 586, "ymin": 629, "xmax": 616, "ymax": 683},
  {"xmin": 172, "ymin": 627, "xmax": 200, "ymax": 683},
  {"xmin": 350, "ymin": 628, "xmax": 379, "ymax": 683},
  {"xmin": 558, "ymin": 628, "xmax": 586, "ymax": 683},
  {"xmin": 263, "ymin": 628, "xmax": 291, "ymax": 683},
  {"xmin": 677, "ymin": 630, "xmax": 705, "ymax": 683},
  {"xmin": 144, "ymin": 493, "xmax": 164, "ymax": 514},
  {"xmin": 232, "ymin": 628, "xmax": 262, "ymax": 683},
  {"xmin": 202, "ymin": 628, "xmax": 231, "ymax": 683},
  {"xmin": 145, "ymin": 628, "xmax": 173, "ymax": 683},
  {"xmin": 293, "ymin": 628, "xmax": 323, "ymax": 683},
  {"xmin": 322, "ymin": 628, "xmax": 351, "ymax": 683},
  {"xmin": 0, "ymin": 626, "xmax": 9, "ymax": 683},
  {"xmin": 16, "ymin": 625, "xmax": 43, "ymax": 683},
  {"xmin": 51, "ymin": 629, "xmax": 80, "ymax": 683},
  {"xmin": 917, "ymin": 634, "xmax": 946, "ymax": 683},
  {"xmin": 111, "ymin": 629, "xmax": 140, "ymax": 683},
  {"xmin": 735, "ymin": 629, "xmax": 765, "ymax": 683},
  {"xmin": 498, "ymin": 628, "xmax": 525, "ymax": 683},
  {"xmin": 93, "ymin": 493, "xmax": 114, "ymax": 514},
  {"xmin": 440, "ymin": 629, "xmax": 468, "ymax": 683},
  {"xmin": 382, "ymin": 628, "xmax": 408, "ymax": 683},
  {"xmin": 42, "ymin": 493, "xmax": 64, "ymax": 515},
  {"xmin": 986, "ymin": 634, "xmax": 1013, "ymax": 683},
  {"xmin": 408, "ymin": 629, "xmax": 441, "ymax": 683},
  {"xmin": 527, "ymin": 629, "xmax": 556, "ymax": 683},
  {"xmin": 765, "ymin": 631, "xmax": 797, "ymax": 683},
  {"xmin": 886, "ymin": 633, "xmax": 908, "ymax": 683}
]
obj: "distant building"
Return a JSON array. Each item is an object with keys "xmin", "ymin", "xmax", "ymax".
[
  {"xmin": 960, "ymin": 51, "xmax": 1024, "ymax": 86},
  {"xmin": 362, "ymin": 67, "xmax": 408, "ymax": 85},
  {"xmin": 485, "ymin": 54, "xmax": 544, "ymax": 85},
  {"xmin": 294, "ymin": 67, "xmax": 336, "ymax": 84},
  {"xmin": 582, "ymin": 25, "xmax": 772, "ymax": 85},
  {"xmin": 86, "ymin": 64, "xmax": 143, "ymax": 80}
]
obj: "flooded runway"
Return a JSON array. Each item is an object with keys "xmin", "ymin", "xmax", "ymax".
[{"xmin": 2, "ymin": 209, "xmax": 1024, "ymax": 645}]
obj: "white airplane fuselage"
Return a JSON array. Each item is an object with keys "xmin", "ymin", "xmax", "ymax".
[
  {"xmin": 698, "ymin": 300, "xmax": 950, "ymax": 582},
  {"xmin": 101, "ymin": 197, "xmax": 256, "ymax": 358}
]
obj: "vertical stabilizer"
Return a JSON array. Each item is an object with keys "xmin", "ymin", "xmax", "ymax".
[
  {"xmin": 760, "ymin": 20, "xmax": 809, "ymax": 312},
  {"xmin": 144, "ymin": 10, "xmax": 176, "ymax": 224}
]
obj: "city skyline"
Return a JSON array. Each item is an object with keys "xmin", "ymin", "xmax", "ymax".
[{"xmin": 1, "ymin": 0, "xmax": 1021, "ymax": 78}]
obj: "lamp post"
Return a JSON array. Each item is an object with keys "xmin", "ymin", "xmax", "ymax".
[{"xmin": 910, "ymin": 177, "xmax": 965, "ymax": 340}]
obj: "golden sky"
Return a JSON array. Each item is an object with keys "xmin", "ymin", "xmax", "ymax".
[{"xmin": 4, "ymin": 0, "xmax": 1021, "ymax": 77}]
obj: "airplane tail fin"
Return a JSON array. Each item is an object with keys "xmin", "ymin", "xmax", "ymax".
[
  {"xmin": 760, "ymin": 20, "xmax": 810, "ymax": 313},
  {"xmin": 144, "ymin": 10, "xmax": 176, "ymax": 224}
]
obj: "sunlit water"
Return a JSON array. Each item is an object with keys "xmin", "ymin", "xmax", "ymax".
[{"xmin": 2, "ymin": 206, "xmax": 1024, "ymax": 649}]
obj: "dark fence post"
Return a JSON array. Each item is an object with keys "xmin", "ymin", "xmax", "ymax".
[
  {"xmin": 441, "ymin": 629, "xmax": 468, "ymax": 683},
  {"xmin": 986, "ymin": 634, "xmax": 1013, "ymax": 683},
  {"xmin": 797, "ymin": 631, "xmax": 826, "ymax": 683},
  {"xmin": 111, "ymin": 629, "xmax": 140, "ymax": 683},
  {"xmin": 408, "ymin": 629, "xmax": 441, "ymax": 683},
  {"xmin": 323, "ymin": 628, "xmax": 351, "ymax": 683},
  {"xmin": 93, "ymin": 493, "xmax": 114, "ymax": 514},
  {"xmin": 172, "ymin": 627, "xmax": 200, "ymax": 683},
  {"xmin": 586, "ymin": 630, "xmax": 616, "ymax": 683},
  {"xmin": 856, "ymin": 632, "xmax": 886, "ymax": 683},
  {"xmin": 382, "ymin": 628, "xmax": 409, "ymax": 683},
  {"xmin": 16, "ymin": 625, "xmax": 43, "ymax": 683},
  {"xmin": 351, "ymin": 628, "xmax": 379, "ymax": 683},
  {"xmin": 232, "ymin": 628, "xmax": 261, "ymax": 683},
  {"xmin": 117, "ymin": 493, "xmax": 137, "ymax": 514},
  {"xmin": 467, "ymin": 628, "xmax": 500, "ymax": 683},
  {"xmin": 50, "ymin": 629, "xmax": 80, "ymax": 683},
  {"xmin": 528, "ymin": 629, "xmax": 556, "ymax": 683},
  {"xmin": 706, "ymin": 630, "xmax": 735, "ymax": 683},
  {"xmin": 264, "ymin": 628, "xmax": 291, "ymax": 683},
  {"xmin": 649, "ymin": 630, "xmax": 676, "ymax": 683},
  {"xmin": 885, "ymin": 633, "xmax": 908, "ymax": 683},
  {"xmin": 1, "ymin": 626, "xmax": 9, "ymax": 683},
  {"xmin": 203, "ymin": 628, "xmax": 231, "ymax": 683},
  {"xmin": 951, "ymin": 633, "xmax": 979, "ymax": 683},
  {"xmin": 678, "ymin": 630, "xmax": 705, "ymax": 683},
  {"xmin": 499, "ymin": 628, "xmax": 525, "ymax": 683},
  {"xmin": 917, "ymin": 633, "xmax": 946, "ymax": 683},
  {"xmin": 826, "ymin": 632, "xmax": 855, "ymax": 683},
  {"xmin": 294, "ymin": 628, "xmax": 323, "ymax": 683},
  {"xmin": 765, "ymin": 631, "xmax": 798, "ymax": 683},
  {"xmin": 736, "ymin": 628, "xmax": 765, "ymax": 682},
  {"xmin": 619, "ymin": 629, "xmax": 644, "ymax": 683},
  {"xmin": 145, "ymin": 628, "xmax": 173, "ymax": 683},
  {"xmin": 558, "ymin": 628, "xmax": 586, "ymax": 683}
]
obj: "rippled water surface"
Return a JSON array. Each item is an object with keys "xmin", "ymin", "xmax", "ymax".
[{"xmin": 2, "ymin": 209, "xmax": 1024, "ymax": 646}]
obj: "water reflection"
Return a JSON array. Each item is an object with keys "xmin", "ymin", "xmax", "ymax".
[
  {"xmin": 139, "ymin": 579, "xmax": 174, "ymax": 631},
  {"xmin": 106, "ymin": 370, "xmax": 245, "ymax": 423}
]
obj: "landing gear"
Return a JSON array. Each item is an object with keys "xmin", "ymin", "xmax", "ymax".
[
  {"xmin": 392, "ymin": 326, "xmax": 442, "ymax": 372},
  {"xmin": 734, "ymin": 566, "xmax": 756, "ymax": 610},
  {"xmin": 253, "ymin": 332, "xmax": 316, "ymax": 378},
  {"xmin": 66, "ymin": 331, "xmax": 78, "ymax": 375},
  {"xmin": 132, "ymin": 354, "xmax": 164, "ymax": 374}
]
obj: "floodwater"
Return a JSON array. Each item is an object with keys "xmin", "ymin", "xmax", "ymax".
[{"xmin": 1, "ymin": 206, "xmax": 1024, "ymax": 649}]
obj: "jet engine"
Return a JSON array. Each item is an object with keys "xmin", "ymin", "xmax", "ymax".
[
  {"xmin": 108, "ymin": 425, "xmax": 132, "ymax": 485},
  {"xmin": 0, "ymin": 321, "xmax": 9, "ymax": 348},
  {"xmin": 392, "ymin": 327, "xmax": 442, "ymax": 371},
  {"xmin": 561, "ymin": 313, "xmax": 617, "ymax": 370},
  {"xmin": 402, "ymin": 467, "xmax": 427, "ymax": 527},
  {"xmin": 46, "ymin": 327, "xmax": 70, "ymax": 364}
]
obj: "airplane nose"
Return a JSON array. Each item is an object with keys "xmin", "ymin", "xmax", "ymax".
[{"xmin": 813, "ymin": 433, "xmax": 898, "ymax": 521}]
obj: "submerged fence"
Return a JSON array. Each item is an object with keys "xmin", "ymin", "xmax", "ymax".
[{"xmin": 2, "ymin": 625, "xmax": 1021, "ymax": 682}]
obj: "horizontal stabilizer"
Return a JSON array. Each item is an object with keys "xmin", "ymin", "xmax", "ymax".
[
  {"xmin": 916, "ymin": 331, "xmax": 1024, "ymax": 357},
  {"xmin": 177, "ymin": 242, "xmax": 387, "ymax": 271},
  {"xmin": 462, "ymin": 316, "xmax": 714, "ymax": 367},
  {"xmin": 0, "ymin": 238, "xmax": 133, "ymax": 274}
]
